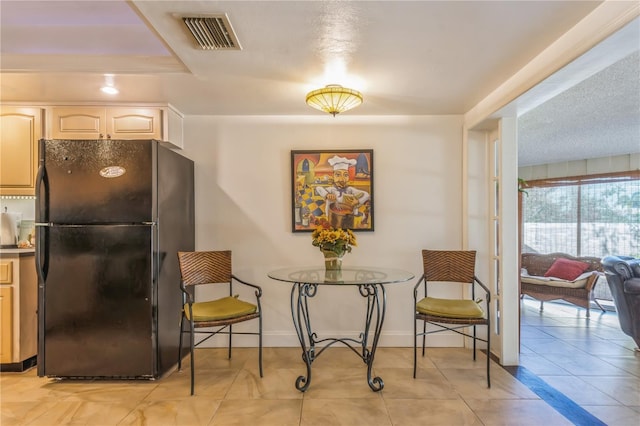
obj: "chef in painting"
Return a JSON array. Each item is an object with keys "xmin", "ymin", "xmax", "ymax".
[{"xmin": 315, "ymin": 155, "xmax": 370, "ymax": 229}]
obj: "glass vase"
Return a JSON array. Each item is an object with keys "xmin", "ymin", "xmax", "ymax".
[{"xmin": 322, "ymin": 250, "xmax": 344, "ymax": 271}]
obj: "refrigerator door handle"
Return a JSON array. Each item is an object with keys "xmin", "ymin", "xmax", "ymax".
[
  {"xmin": 35, "ymin": 224, "xmax": 49, "ymax": 283},
  {"xmin": 35, "ymin": 138, "xmax": 48, "ymax": 224},
  {"xmin": 35, "ymin": 139, "xmax": 50, "ymax": 284}
]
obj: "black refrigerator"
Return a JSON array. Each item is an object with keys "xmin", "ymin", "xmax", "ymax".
[{"xmin": 35, "ymin": 139, "xmax": 194, "ymax": 379}]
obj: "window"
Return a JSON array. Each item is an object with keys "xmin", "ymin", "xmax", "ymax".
[{"xmin": 521, "ymin": 172, "xmax": 640, "ymax": 258}]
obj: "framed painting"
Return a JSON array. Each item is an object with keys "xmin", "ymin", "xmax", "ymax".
[{"xmin": 291, "ymin": 149, "xmax": 373, "ymax": 232}]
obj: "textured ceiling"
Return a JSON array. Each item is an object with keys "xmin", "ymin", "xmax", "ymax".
[
  {"xmin": 0, "ymin": 0, "xmax": 638, "ymax": 166},
  {"xmin": 518, "ymin": 51, "xmax": 640, "ymax": 167}
]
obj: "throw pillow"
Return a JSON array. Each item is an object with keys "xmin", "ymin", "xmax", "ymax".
[{"xmin": 544, "ymin": 258, "xmax": 590, "ymax": 281}]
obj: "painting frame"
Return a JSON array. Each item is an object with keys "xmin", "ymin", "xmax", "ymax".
[{"xmin": 291, "ymin": 149, "xmax": 374, "ymax": 233}]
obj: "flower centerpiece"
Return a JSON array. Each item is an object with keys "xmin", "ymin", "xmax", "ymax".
[{"xmin": 311, "ymin": 224, "xmax": 357, "ymax": 270}]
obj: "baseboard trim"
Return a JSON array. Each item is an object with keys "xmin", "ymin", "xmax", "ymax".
[{"xmin": 0, "ymin": 355, "xmax": 37, "ymax": 372}]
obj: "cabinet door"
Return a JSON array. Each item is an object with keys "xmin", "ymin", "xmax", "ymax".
[
  {"xmin": 0, "ymin": 261, "xmax": 13, "ymax": 284},
  {"xmin": 0, "ymin": 107, "xmax": 43, "ymax": 196},
  {"xmin": 107, "ymin": 107, "xmax": 161, "ymax": 139},
  {"xmin": 0, "ymin": 286, "xmax": 13, "ymax": 363},
  {"xmin": 51, "ymin": 107, "xmax": 105, "ymax": 139},
  {"xmin": 19, "ymin": 256, "xmax": 38, "ymax": 361},
  {"xmin": 51, "ymin": 107, "xmax": 162, "ymax": 140}
]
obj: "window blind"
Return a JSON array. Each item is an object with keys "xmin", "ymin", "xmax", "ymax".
[{"xmin": 522, "ymin": 172, "xmax": 640, "ymax": 257}]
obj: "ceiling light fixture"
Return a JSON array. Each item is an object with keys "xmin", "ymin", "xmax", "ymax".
[{"xmin": 305, "ymin": 84, "xmax": 363, "ymax": 116}]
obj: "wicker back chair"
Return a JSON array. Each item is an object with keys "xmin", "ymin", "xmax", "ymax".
[
  {"xmin": 413, "ymin": 250, "xmax": 491, "ymax": 387},
  {"xmin": 177, "ymin": 250, "xmax": 263, "ymax": 395}
]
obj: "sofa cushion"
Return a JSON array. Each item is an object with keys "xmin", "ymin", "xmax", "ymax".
[
  {"xmin": 624, "ymin": 277, "xmax": 640, "ymax": 295},
  {"xmin": 544, "ymin": 258, "xmax": 590, "ymax": 281},
  {"xmin": 627, "ymin": 260, "xmax": 640, "ymax": 278},
  {"xmin": 521, "ymin": 273, "xmax": 591, "ymax": 289}
]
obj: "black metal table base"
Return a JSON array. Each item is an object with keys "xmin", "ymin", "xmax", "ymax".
[{"xmin": 290, "ymin": 282, "xmax": 387, "ymax": 392}]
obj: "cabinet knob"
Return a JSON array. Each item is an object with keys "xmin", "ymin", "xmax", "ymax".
[{"xmin": 99, "ymin": 133, "xmax": 104, "ymax": 139}]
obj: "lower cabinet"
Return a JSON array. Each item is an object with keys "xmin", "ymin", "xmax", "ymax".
[
  {"xmin": 0, "ymin": 286, "xmax": 13, "ymax": 363},
  {"xmin": 0, "ymin": 253, "xmax": 37, "ymax": 370}
]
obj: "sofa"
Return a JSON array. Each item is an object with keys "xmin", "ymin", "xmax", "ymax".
[
  {"xmin": 601, "ymin": 255, "xmax": 640, "ymax": 350},
  {"xmin": 520, "ymin": 252, "xmax": 605, "ymax": 318}
]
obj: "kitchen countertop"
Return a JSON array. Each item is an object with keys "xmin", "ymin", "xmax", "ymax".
[{"xmin": 0, "ymin": 247, "xmax": 35, "ymax": 256}]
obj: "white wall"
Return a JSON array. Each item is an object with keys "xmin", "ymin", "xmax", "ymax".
[{"xmin": 180, "ymin": 114, "xmax": 468, "ymax": 347}]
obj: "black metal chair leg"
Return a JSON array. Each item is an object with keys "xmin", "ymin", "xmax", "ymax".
[
  {"xmin": 259, "ymin": 314, "xmax": 263, "ymax": 377},
  {"xmin": 593, "ymin": 298, "xmax": 606, "ymax": 313},
  {"xmin": 190, "ymin": 321, "xmax": 195, "ymax": 395},
  {"xmin": 413, "ymin": 317, "xmax": 417, "ymax": 378},
  {"xmin": 593, "ymin": 297, "xmax": 607, "ymax": 312},
  {"xmin": 487, "ymin": 325, "xmax": 491, "ymax": 388},
  {"xmin": 228, "ymin": 324, "xmax": 233, "ymax": 360},
  {"xmin": 473, "ymin": 325, "xmax": 477, "ymax": 361},
  {"xmin": 178, "ymin": 316, "xmax": 184, "ymax": 370}
]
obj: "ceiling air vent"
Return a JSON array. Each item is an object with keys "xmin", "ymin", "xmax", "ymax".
[{"xmin": 182, "ymin": 14, "xmax": 241, "ymax": 50}]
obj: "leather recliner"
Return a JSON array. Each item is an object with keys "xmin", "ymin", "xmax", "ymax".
[{"xmin": 601, "ymin": 255, "xmax": 640, "ymax": 350}]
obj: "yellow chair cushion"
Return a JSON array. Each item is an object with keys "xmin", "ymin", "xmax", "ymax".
[
  {"xmin": 416, "ymin": 297, "xmax": 484, "ymax": 319},
  {"xmin": 185, "ymin": 296, "xmax": 257, "ymax": 321}
]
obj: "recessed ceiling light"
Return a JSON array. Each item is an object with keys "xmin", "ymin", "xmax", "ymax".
[
  {"xmin": 101, "ymin": 86, "xmax": 119, "ymax": 95},
  {"xmin": 101, "ymin": 74, "xmax": 118, "ymax": 95}
]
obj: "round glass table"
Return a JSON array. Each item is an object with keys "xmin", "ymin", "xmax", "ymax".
[{"xmin": 268, "ymin": 266, "xmax": 415, "ymax": 392}]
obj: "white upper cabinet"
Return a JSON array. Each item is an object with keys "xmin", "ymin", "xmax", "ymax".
[{"xmin": 50, "ymin": 107, "xmax": 162, "ymax": 140}]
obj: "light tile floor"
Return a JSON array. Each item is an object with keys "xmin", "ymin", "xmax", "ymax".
[
  {"xmin": 520, "ymin": 297, "xmax": 640, "ymax": 426},
  {"xmin": 1, "ymin": 299, "xmax": 638, "ymax": 425}
]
